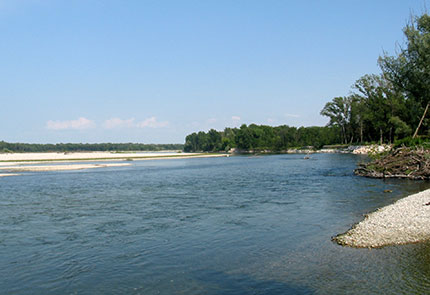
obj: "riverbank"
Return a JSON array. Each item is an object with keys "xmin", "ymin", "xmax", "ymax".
[
  {"xmin": 0, "ymin": 163, "xmax": 131, "ymax": 172},
  {"xmin": 334, "ymin": 188, "xmax": 430, "ymax": 248},
  {"xmin": 355, "ymin": 147, "xmax": 430, "ymax": 180},
  {"xmin": 0, "ymin": 151, "xmax": 227, "ymax": 163},
  {"xmin": 0, "ymin": 152, "xmax": 228, "ymax": 177},
  {"xmin": 228, "ymin": 144, "xmax": 391, "ymax": 155},
  {"xmin": 0, "ymin": 173, "xmax": 20, "ymax": 177}
]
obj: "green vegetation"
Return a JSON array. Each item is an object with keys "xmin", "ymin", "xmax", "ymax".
[
  {"xmin": 185, "ymin": 13, "xmax": 430, "ymax": 152},
  {"xmin": 184, "ymin": 124, "xmax": 340, "ymax": 152},
  {"xmin": 323, "ymin": 13, "xmax": 430, "ymax": 145},
  {"xmin": 0, "ymin": 141, "xmax": 183, "ymax": 153}
]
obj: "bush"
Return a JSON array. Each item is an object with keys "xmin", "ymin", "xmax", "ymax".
[
  {"xmin": 393, "ymin": 136, "xmax": 430, "ymax": 148},
  {"xmin": 0, "ymin": 148, "xmax": 12, "ymax": 153}
]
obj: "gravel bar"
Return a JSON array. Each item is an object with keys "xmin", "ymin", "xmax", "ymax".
[
  {"xmin": 0, "ymin": 163, "xmax": 131, "ymax": 172},
  {"xmin": 334, "ymin": 188, "xmax": 430, "ymax": 248},
  {"xmin": 0, "ymin": 173, "xmax": 20, "ymax": 177}
]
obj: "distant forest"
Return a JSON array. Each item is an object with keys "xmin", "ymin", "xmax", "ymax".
[
  {"xmin": 185, "ymin": 13, "xmax": 430, "ymax": 152},
  {"xmin": 184, "ymin": 125, "xmax": 340, "ymax": 152},
  {"xmin": 0, "ymin": 141, "xmax": 183, "ymax": 153}
]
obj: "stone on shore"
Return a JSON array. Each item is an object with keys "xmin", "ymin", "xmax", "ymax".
[{"xmin": 334, "ymin": 189, "xmax": 430, "ymax": 248}]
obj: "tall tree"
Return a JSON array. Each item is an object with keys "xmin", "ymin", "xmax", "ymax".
[
  {"xmin": 354, "ymin": 74, "xmax": 409, "ymax": 143},
  {"xmin": 320, "ymin": 96, "xmax": 356, "ymax": 144},
  {"xmin": 379, "ymin": 13, "xmax": 430, "ymax": 138}
]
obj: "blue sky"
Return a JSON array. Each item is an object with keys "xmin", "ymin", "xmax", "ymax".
[{"xmin": 0, "ymin": 0, "xmax": 428, "ymax": 143}]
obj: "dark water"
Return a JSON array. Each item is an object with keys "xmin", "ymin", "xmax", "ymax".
[{"xmin": 1, "ymin": 154, "xmax": 430, "ymax": 294}]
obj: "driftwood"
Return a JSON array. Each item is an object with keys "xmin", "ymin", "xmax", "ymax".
[{"xmin": 355, "ymin": 147, "xmax": 430, "ymax": 180}]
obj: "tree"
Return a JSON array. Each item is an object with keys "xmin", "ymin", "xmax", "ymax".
[
  {"xmin": 353, "ymin": 74, "xmax": 408, "ymax": 143},
  {"xmin": 320, "ymin": 96, "xmax": 357, "ymax": 144},
  {"xmin": 207, "ymin": 129, "xmax": 222, "ymax": 151},
  {"xmin": 379, "ymin": 13, "xmax": 430, "ymax": 138},
  {"xmin": 235, "ymin": 124, "xmax": 253, "ymax": 150},
  {"xmin": 184, "ymin": 133, "xmax": 198, "ymax": 152}
]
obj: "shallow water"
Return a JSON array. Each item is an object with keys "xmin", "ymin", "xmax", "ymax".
[{"xmin": 1, "ymin": 154, "xmax": 430, "ymax": 294}]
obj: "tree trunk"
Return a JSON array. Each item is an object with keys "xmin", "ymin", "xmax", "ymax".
[
  {"xmin": 413, "ymin": 102, "xmax": 430, "ymax": 138},
  {"xmin": 389, "ymin": 127, "xmax": 392, "ymax": 144},
  {"xmin": 341, "ymin": 125, "xmax": 346, "ymax": 144},
  {"xmin": 360, "ymin": 121, "xmax": 363, "ymax": 143},
  {"xmin": 380, "ymin": 128, "xmax": 383, "ymax": 145}
]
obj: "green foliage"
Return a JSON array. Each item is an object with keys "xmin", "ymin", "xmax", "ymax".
[
  {"xmin": 393, "ymin": 136, "xmax": 430, "ymax": 148},
  {"xmin": 183, "ymin": 124, "xmax": 340, "ymax": 152},
  {"xmin": 1, "ymin": 148, "xmax": 12, "ymax": 153},
  {"xmin": 379, "ymin": 13, "xmax": 430, "ymax": 136},
  {"xmin": 0, "ymin": 141, "xmax": 183, "ymax": 153},
  {"xmin": 389, "ymin": 116, "xmax": 412, "ymax": 138},
  {"xmin": 320, "ymin": 13, "xmax": 430, "ymax": 144},
  {"xmin": 320, "ymin": 96, "xmax": 358, "ymax": 144}
]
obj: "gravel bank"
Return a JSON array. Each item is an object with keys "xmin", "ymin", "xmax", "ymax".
[
  {"xmin": 0, "ymin": 152, "xmax": 227, "ymax": 165},
  {"xmin": 0, "ymin": 163, "xmax": 131, "ymax": 172},
  {"xmin": 0, "ymin": 173, "xmax": 20, "ymax": 177},
  {"xmin": 334, "ymin": 188, "xmax": 430, "ymax": 248}
]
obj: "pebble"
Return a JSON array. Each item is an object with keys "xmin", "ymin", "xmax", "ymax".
[{"xmin": 334, "ymin": 188, "xmax": 430, "ymax": 248}]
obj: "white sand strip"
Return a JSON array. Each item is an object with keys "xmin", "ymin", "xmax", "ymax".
[
  {"xmin": 0, "ymin": 163, "xmax": 131, "ymax": 172},
  {"xmin": 0, "ymin": 152, "xmax": 196, "ymax": 162},
  {"xmin": 0, "ymin": 152, "xmax": 225, "ymax": 163},
  {"xmin": 0, "ymin": 173, "xmax": 20, "ymax": 177},
  {"xmin": 334, "ymin": 189, "xmax": 430, "ymax": 248}
]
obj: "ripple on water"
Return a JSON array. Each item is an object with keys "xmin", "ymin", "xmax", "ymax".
[{"xmin": 1, "ymin": 154, "xmax": 430, "ymax": 294}]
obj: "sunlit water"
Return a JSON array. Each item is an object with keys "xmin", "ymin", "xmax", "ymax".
[{"xmin": 1, "ymin": 154, "xmax": 430, "ymax": 294}]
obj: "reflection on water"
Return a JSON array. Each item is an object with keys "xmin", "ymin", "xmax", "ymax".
[{"xmin": 0, "ymin": 154, "xmax": 430, "ymax": 294}]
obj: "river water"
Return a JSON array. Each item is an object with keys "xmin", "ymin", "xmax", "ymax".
[{"xmin": 1, "ymin": 154, "xmax": 430, "ymax": 294}]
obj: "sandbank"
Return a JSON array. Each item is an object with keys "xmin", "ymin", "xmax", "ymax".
[
  {"xmin": 334, "ymin": 188, "xmax": 430, "ymax": 248},
  {"xmin": 0, "ymin": 173, "xmax": 20, "ymax": 177},
  {"xmin": 0, "ymin": 152, "xmax": 227, "ymax": 164},
  {"xmin": 0, "ymin": 163, "xmax": 131, "ymax": 172}
]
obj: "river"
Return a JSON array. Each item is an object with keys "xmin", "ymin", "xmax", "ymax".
[{"xmin": 1, "ymin": 154, "xmax": 430, "ymax": 294}]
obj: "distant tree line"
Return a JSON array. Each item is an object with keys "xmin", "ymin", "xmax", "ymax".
[
  {"xmin": 186, "ymin": 13, "xmax": 430, "ymax": 152},
  {"xmin": 0, "ymin": 141, "xmax": 183, "ymax": 153},
  {"xmin": 184, "ymin": 125, "xmax": 340, "ymax": 152}
]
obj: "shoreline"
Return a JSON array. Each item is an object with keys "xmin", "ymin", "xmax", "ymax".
[
  {"xmin": 0, "ymin": 152, "xmax": 228, "ymax": 177},
  {"xmin": 0, "ymin": 173, "xmax": 21, "ymax": 177},
  {"xmin": 228, "ymin": 144, "xmax": 390, "ymax": 155},
  {"xmin": 0, "ymin": 151, "xmax": 225, "ymax": 162},
  {"xmin": 0, "ymin": 163, "xmax": 131, "ymax": 172},
  {"xmin": 334, "ymin": 188, "xmax": 430, "ymax": 248}
]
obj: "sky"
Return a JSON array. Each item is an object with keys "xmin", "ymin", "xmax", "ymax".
[{"xmin": 0, "ymin": 0, "xmax": 429, "ymax": 144}]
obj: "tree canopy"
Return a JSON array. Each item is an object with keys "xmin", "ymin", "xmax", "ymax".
[
  {"xmin": 184, "ymin": 124, "xmax": 340, "ymax": 152},
  {"xmin": 0, "ymin": 142, "xmax": 183, "ymax": 153},
  {"xmin": 186, "ymin": 13, "xmax": 430, "ymax": 150},
  {"xmin": 379, "ymin": 13, "xmax": 430, "ymax": 138},
  {"xmin": 320, "ymin": 13, "xmax": 430, "ymax": 145}
]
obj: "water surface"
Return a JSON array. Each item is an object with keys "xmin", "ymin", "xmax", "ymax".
[{"xmin": 1, "ymin": 154, "xmax": 430, "ymax": 294}]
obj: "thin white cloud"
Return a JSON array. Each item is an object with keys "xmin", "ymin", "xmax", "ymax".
[
  {"xmin": 267, "ymin": 118, "xmax": 276, "ymax": 124},
  {"xmin": 46, "ymin": 117, "xmax": 95, "ymax": 130},
  {"xmin": 207, "ymin": 118, "xmax": 217, "ymax": 124},
  {"xmin": 136, "ymin": 116, "xmax": 169, "ymax": 128},
  {"xmin": 232, "ymin": 116, "xmax": 241, "ymax": 122},
  {"xmin": 104, "ymin": 117, "xmax": 135, "ymax": 129},
  {"xmin": 285, "ymin": 113, "xmax": 300, "ymax": 118}
]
